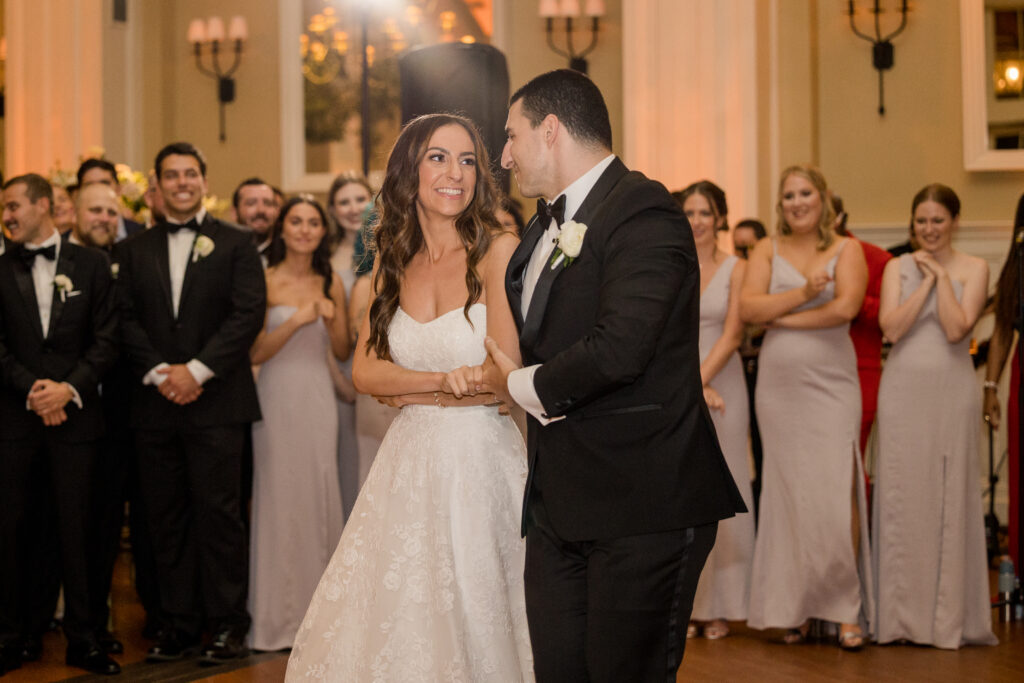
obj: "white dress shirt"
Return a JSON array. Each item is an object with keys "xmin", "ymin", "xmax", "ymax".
[
  {"xmin": 24, "ymin": 230, "xmax": 82, "ymax": 409},
  {"xmin": 143, "ymin": 209, "xmax": 215, "ymax": 388},
  {"xmin": 507, "ymin": 154, "xmax": 616, "ymax": 425}
]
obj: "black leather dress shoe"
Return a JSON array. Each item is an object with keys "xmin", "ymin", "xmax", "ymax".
[
  {"xmin": 0, "ymin": 642, "xmax": 23, "ymax": 675},
  {"xmin": 19, "ymin": 635, "xmax": 42, "ymax": 662},
  {"xmin": 66, "ymin": 645, "xmax": 121, "ymax": 675},
  {"xmin": 199, "ymin": 629, "xmax": 249, "ymax": 666},
  {"xmin": 98, "ymin": 631, "xmax": 124, "ymax": 655},
  {"xmin": 146, "ymin": 630, "xmax": 200, "ymax": 662}
]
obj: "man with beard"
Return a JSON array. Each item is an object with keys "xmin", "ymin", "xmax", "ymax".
[
  {"xmin": 231, "ymin": 178, "xmax": 278, "ymax": 267},
  {"xmin": 70, "ymin": 184, "xmax": 120, "ymax": 250},
  {"xmin": 76, "ymin": 159, "xmax": 144, "ymax": 242}
]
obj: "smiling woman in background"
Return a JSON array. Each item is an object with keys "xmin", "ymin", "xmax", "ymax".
[
  {"xmin": 678, "ymin": 180, "xmax": 754, "ymax": 641},
  {"xmin": 872, "ymin": 184, "xmax": 996, "ymax": 649},
  {"xmin": 741, "ymin": 164, "xmax": 870, "ymax": 650},
  {"xmin": 247, "ymin": 196, "xmax": 351, "ymax": 652}
]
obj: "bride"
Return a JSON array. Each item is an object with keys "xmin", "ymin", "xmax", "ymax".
[{"xmin": 285, "ymin": 113, "xmax": 534, "ymax": 682}]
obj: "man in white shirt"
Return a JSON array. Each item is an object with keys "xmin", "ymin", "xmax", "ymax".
[
  {"xmin": 115, "ymin": 142, "xmax": 265, "ymax": 666},
  {"xmin": 482, "ymin": 69, "xmax": 746, "ymax": 682},
  {"xmin": 0, "ymin": 173, "xmax": 120, "ymax": 675}
]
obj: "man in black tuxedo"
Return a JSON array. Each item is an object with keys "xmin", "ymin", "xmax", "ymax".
[
  {"xmin": 114, "ymin": 142, "xmax": 265, "ymax": 665},
  {"xmin": 482, "ymin": 70, "xmax": 747, "ymax": 682},
  {"xmin": 76, "ymin": 158, "xmax": 144, "ymax": 241},
  {"xmin": 231, "ymin": 177, "xmax": 279, "ymax": 267},
  {"xmin": 0, "ymin": 173, "xmax": 120, "ymax": 676}
]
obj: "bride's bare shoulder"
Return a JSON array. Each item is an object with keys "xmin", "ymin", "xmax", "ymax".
[{"xmin": 485, "ymin": 230, "xmax": 520, "ymax": 263}]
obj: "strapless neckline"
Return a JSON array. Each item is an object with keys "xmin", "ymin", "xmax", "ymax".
[{"xmin": 397, "ymin": 302, "xmax": 485, "ymax": 326}]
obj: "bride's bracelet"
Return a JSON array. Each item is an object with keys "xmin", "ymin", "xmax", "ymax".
[
  {"xmin": 433, "ymin": 391, "xmax": 446, "ymax": 408},
  {"xmin": 983, "ymin": 380, "xmax": 999, "ymax": 391}
]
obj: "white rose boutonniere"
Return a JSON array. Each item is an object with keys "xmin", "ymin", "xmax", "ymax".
[
  {"xmin": 549, "ymin": 220, "xmax": 588, "ymax": 270},
  {"xmin": 53, "ymin": 274, "xmax": 77, "ymax": 302},
  {"xmin": 110, "ymin": 263, "xmax": 120, "ymax": 279},
  {"xmin": 192, "ymin": 235, "xmax": 215, "ymax": 263}
]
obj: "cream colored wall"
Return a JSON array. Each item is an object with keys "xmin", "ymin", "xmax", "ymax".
[
  {"xmin": 137, "ymin": 0, "xmax": 281, "ymax": 202},
  {"xmin": 496, "ymin": 0, "xmax": 623, "ymax": 160},
  {"xmin": 812, "ymin": 1, "xmax": 1024, "ymax": 229}
]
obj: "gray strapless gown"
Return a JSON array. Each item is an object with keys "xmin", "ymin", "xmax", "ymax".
[
  {"xmin": 692, "ymin": 255, "xmax": 755, "ymax": 621},
  {"xmin": 249, "ymin": 306, "xmax": 344, "ymax": 651},
  {"xmin": 747, "ymin": 239, "xmax": 874, "ymax": 631},
  {"xmin": 872, "ymin": 254, "xmax": 997, "ymax": 648}
]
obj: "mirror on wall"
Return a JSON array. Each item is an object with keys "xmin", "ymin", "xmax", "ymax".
[{"xmin": 962, "ymin": 0, "xmax": 1024, "ymax": 169}]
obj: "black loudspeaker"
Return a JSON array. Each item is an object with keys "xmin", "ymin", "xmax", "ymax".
[{"xmin": 399, "ymin": 42, "xmax": 510, "ymax": 192}]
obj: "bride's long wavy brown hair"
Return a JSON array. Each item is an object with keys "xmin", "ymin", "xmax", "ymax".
[{"xmin": 366, "ymin": 113, "xmax": 502, "ymax": 359}]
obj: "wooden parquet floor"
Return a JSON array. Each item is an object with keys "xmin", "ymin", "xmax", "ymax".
[{"xmin": 5, "ymin": 550, "xmax": 1022, "ymax": 682}]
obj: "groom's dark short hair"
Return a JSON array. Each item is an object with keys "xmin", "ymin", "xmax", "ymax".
[{"xmin": 510, "ymin": 69, "xmax": 612, "ymax": 151}]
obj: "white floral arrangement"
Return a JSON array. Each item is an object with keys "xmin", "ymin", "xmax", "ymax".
[
  {"xmin": 192, "ymin": 235, "xmax": 215, "ymax": 263},
  {"xmin": 549, "ymin": 220, "xmax": 588, "ymax": 270}
]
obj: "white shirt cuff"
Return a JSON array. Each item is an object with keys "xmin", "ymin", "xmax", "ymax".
[
  {"xmin": 143, "ymin": 362, "xmax": 170, "ymax": 386},
  {"xmin": 63, "ymin": 383, "xmax": 83, "ymax": 409},
  {"xmin": 508, "ymin": 364, "xmax": 564, "ymax": 426},
  {"xmin": 187, "ymin": 359, "xmax": 215, "ymax": 386}
]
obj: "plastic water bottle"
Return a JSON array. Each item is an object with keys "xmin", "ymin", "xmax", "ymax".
[{"xmin": 998, "ymin": 557, "xmax": 1015, "ymax": 622}]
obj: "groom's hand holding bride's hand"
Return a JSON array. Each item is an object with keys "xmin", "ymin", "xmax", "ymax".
[{"xmin": 480, "ymin": 337, "xmax": 518, "ymax": 408}]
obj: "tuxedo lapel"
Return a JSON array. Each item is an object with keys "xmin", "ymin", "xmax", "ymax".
[
  {"xmin": 178, "ymin": 217, "xmax": 213, "ymax": 314},
  {"xmin": 9, "ymin": 252, "xmax": 44, "ymax": 340},
  {"xmin": 519, "ymin": 160, "xmax": 629, "ymax": 349},
  {"xmin": 507, "ymin": 214, "xmax": 545, "ymax": 332},
  {"xmin": 46, "ymin": 243, "xmax": 76, "ymax": 339},
  {"xmin": 153, "ymin": 227, "xmax": 175, "ymax": 318}
]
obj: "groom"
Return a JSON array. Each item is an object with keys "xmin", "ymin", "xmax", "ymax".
[{"xmin": 482, "ymin": 69, "xmax": 747, "ymax": 682}]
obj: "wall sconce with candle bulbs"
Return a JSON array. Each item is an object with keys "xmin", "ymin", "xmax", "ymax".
[
  {"xmin": 540, "ymin": 0, "xmax": 606, "ymax": 75},
  {"xmin": 187, "ymin": 15, "xmax": 248, "ymax": 142},
  {"xmin": 846, "ymin": 0, "xmax": 909, "ymax": 116}
]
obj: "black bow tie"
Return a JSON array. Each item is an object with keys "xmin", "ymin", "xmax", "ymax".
[
  {"xmin": 19, "ymin": 243, "xmax": 56, "ymax": 268},
  {"xmin": 536, "ymin": 195, "xmax": 566, "ymax": 227},
  {"xmin": 167, "ymin": 217, "xmax": 201, "ymax": 234}
]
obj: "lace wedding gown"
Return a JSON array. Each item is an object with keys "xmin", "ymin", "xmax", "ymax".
[{"xmin": 286, "ymin": 303, "xmax": 534, "ymax": 682}]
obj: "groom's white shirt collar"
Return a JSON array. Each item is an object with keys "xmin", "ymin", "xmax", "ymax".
[
  {"xmin": 551, "ymin": 154, "xmax": 615, "ymax": 224},
  {"xmin": 508, "ymin": 154, "xmax": 617, "ymax": 426}
]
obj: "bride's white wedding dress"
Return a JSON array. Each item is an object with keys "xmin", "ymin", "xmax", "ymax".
[{"xmin": 285, "ymin": 303, "xmax": 534, "ymax": 682}]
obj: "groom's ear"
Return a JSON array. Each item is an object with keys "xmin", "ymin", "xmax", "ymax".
[{"xmin": 541, "ymin": 114, "xmax": 560, "ymax": 148}]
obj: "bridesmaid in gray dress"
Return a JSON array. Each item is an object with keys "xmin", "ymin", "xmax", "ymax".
[
  {"xmin": 874, "ymin": 184, "xmax": 996, "ymax": 649},
  {"xmin": 326, "ymin": 173, "xmax": 373, "ymax": 519},
  {"xmin": 248, "ymin": 197, "xmax": 351, "ymax": 650},
  {"xmin": 741, "ymin": 165, "xmax": 871, "ymax": 649},
  {"xmin": 679, "ymin": 182, "xmax": 754, "ymax": 640}
]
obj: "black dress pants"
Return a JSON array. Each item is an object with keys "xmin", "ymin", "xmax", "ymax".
[
  {"xmin": 135, "ymin": 423, "xmax": 250, "ymax": 638},
  {"xmin": 0, "ymin": 436, "xmax": 98, "ymax": 649},
  {"xmin": 524, "ymin": 490, "xmax": 717, "ymax": 683}
]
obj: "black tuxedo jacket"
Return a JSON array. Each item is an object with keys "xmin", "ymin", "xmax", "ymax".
[
  {"xmin": 113, "ymin": 216, "xmax": 265, "ymax": 429},
  {"xmin": 506, "ymin": 158, "xmax": 747, "ymax": 541},
  {"xmin": 121, "ymin": 217, "xmax": 144, "ymax": 240},
  {"xmin": 0, "ymin": 242, "xmax": 119, "ymax": 442}
]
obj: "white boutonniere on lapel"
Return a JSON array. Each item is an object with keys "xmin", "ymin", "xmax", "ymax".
[
  {"xmin": 549, "ymin": 220, "xmax": 588, "ymax": 270},
  {"xmin": 192, "ymin": 235, "xmax": 215, "ymax": 263},
  {"xmin": 53, "ymin": 274, "xmax": 80, "ymax": 302},
  {"xmin": 110, "ymin": 263, "xmax": 120, "ymax": 279}
]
